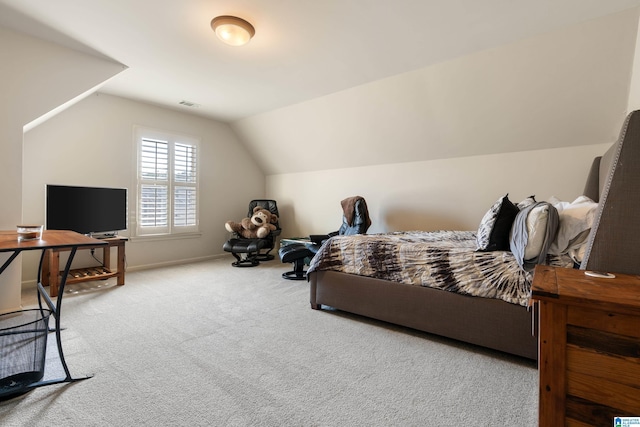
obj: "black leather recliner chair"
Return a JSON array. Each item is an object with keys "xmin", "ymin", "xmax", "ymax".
[
  {"xmin": 279, "ymin": 196, "xmax": 371, "ymax": 280},
  {"xmin": 223, "ymin": 199, "xmax": 281, "ymax": 267}
]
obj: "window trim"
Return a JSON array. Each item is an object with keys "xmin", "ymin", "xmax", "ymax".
[{"xmin": 134, "ymin": 126, "xmax": 200, "ymax": 237}]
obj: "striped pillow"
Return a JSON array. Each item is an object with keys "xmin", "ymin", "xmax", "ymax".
[{"xmin": 476, "ymin": 194, "xmax": 519, "ymax": 251}]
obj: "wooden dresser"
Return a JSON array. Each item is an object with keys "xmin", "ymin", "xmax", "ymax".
[{"xmin": 531, "ymin": 265, "xmax": 640, "ymax": 426}]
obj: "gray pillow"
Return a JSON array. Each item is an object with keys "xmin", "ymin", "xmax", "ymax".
[{"xmin": 510, "ymin": 201, "xmax": 559, "ymax": 270}]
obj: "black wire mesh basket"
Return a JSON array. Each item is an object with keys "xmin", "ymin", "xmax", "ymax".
[{"xmin": 0, "ymin": 309, "xmax": 51, "ymax": 398}]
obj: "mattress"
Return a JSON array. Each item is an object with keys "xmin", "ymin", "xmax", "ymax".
[{"xmin": 307, "ymin": 230, "xmax": 574, "ymax": 306}]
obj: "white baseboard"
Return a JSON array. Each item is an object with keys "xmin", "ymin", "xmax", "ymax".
[
  {"xmin": 20, "ymin": 254, "xmax": 229, "ymax": 291},
  {"xmin": 126, "ymin": 254, "xmax": 226, "ymax": 272}
]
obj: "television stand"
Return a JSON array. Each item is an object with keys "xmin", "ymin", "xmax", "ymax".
[{"xmin": 42, "ymin": 237, "xmax": 127, "ymax": 297}]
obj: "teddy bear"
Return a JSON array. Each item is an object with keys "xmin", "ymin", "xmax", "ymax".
[{"xmin": 225, "ymin": 206, "xmax": 278, "ymax": 239}]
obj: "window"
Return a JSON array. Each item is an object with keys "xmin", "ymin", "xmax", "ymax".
[{"xmin": 135, "ymin": 127, "xmax": 199, "ymax": 236}]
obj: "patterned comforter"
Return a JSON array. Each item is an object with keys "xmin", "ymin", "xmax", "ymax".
[{"xmin": 307, "ymin": 230, "xmax": 574, "ymax": 306}]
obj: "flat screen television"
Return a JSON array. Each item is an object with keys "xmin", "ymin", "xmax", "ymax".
[{"xmin": 46, "ymin": 185, "xmax": 127, "ymax": 236}]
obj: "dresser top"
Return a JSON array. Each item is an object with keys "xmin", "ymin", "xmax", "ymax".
[{"xmin": 532, "ymin": 265, "xmax": 640, "ymax": 314}]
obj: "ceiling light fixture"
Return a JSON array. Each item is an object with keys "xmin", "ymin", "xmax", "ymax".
[{"xmin": 210, "ymin": 15, "xmax": 255, "ymax": 47}]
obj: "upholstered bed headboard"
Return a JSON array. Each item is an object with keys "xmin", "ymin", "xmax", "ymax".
[{"xmin": 580, "ymin": 110, "xmax": 640, "ymax": 275}]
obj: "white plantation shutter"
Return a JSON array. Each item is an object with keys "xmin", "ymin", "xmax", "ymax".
[
  {"xmin": 174, "ymin": 143, "xmax": 197, "ymax": 184},
  {"xmin": 174, "ymin": 187, "xmax": 196, "ymax": 226},
  {"xmin": 140, "ymin": 139, "xmax": 169, "ymax": 231},
  {"xmin": 173, "ymin": 143, "xmax": 197, "ymax": 228},
  {"xmin": 141, "ymin": 139, "xmax": 169, "ymax": 181},
  {"xmin": 136, "ymin": 129, "xmax": 199, "ymax": 236}
]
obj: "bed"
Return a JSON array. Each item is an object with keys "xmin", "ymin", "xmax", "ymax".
[{"xmin": 307, "ymin": 110, "xmax": 640, "ymax": 361}]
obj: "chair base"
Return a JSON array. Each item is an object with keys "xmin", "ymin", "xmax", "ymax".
[
  {"xmin": 282, "ymin": 268, "xmax": 307, "ymax": 281},
  {"xmin": 282, "ymin": 256, "xmax": 308, "ymax": 280},
  {"xmin": 279, "ymin": 244, "xmax": 314, "ymax": 280},
  {"xmin": 256, "ymin": 253, "xmax": 275, "ymax": 261},
  {"xmin": 231, "ymin": 252, "xmax": 260, "ymax": 267},
  {"xmin": 223, "ymin": 238, "xmax": 265, "ymax": 268}
]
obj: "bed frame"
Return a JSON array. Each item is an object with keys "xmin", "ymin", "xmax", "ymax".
[{"xmin": 309, "ymin": 110, "xmax": 640, "ymax": 361}]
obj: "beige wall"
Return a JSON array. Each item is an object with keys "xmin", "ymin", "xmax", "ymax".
[
  {"xmin": 247, "ymin": 10, "xmax": 638, "ymax": 239},
  {"xmin": 269, "ymin": 143, "xmax": 612, "ymax": 238},
  {"xmin": 0, "ymin": 27, "xmax": 123, "ymax": 312},
  {"xmin": 628, "ymin": 11, "xmax": 640, "ymax": 111},
  {"xmin": 21, "ymin": 93, "xmax": 264, "ymax": 282}
]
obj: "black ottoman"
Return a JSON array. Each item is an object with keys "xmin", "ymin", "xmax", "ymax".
[
  {"xmin": 279, "ymin": 244, "xmax": 314, "ymax": 280},
  {"xmin": 223, "ymin": 238, "xmax": 265, "ymax": 267}
]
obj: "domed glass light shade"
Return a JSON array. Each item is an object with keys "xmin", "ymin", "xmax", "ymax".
[{"xmin": 211, "ymin": 16, "xmax": 255, "ymax": 46}]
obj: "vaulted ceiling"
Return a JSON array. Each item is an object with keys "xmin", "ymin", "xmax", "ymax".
[{"xmin": 2, "ymin": 0, "xmax": 639, "ymax": 123}]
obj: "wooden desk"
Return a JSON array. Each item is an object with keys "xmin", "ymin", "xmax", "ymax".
[
  {"xmin": 0, "ymin": 230, "xmax": 106, "ymax": 399},
  {"xmin": 42, "ymin": 237, "xmax": 126, "ymax": 297},
  {"xmin": 531, "ymin": 265, "xmax": 640, "ymax": 426}
]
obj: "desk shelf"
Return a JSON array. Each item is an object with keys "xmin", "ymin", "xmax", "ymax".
[{"xmin": 66, "ymin": 266, "xmax": 114, "ymax": 282}]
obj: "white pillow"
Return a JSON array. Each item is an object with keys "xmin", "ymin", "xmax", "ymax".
[
  {"xmin": 548, "ymin": 196, "xmax": 598, "ymax": 255},
  {"xmin": 568, "ymin": 229, "xmax": 592, "ymax": 263},
  {"xmin": 517, "ymin": 195, "xmax": 536, "ymax": 210}
]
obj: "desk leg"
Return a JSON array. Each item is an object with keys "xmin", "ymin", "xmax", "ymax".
[
  {"xmin": 32, "ymin": 246, "xmax": 93, "ymax": 392},
  {"xmin": 116, "ymin": 242, "xmax": 125, "ymax": 286},
  {"xmin": 48, "ymin": 249, "xmax": 60, "ymax": 298},
  {"xmin": 103, "ymin": 244, "xmax": 111, "ymax": 272},
  {"xmin": 55, "ymin": 248, "xmax": 74, "ymax": 380}
]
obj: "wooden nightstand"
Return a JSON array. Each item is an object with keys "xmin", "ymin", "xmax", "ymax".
[{"xmin": 531, "ymin": 265, "xmax": 640, "ymax": 426}]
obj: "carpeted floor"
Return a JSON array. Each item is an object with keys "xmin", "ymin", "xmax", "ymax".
[{"xmin": 0, "ymin": 257, "xmax": 538, "ymax": 426}]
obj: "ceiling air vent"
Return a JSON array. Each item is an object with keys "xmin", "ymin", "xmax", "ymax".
[{"xmin": 179, "ymin": 100, "xmax": 200, "ymax": 108}]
